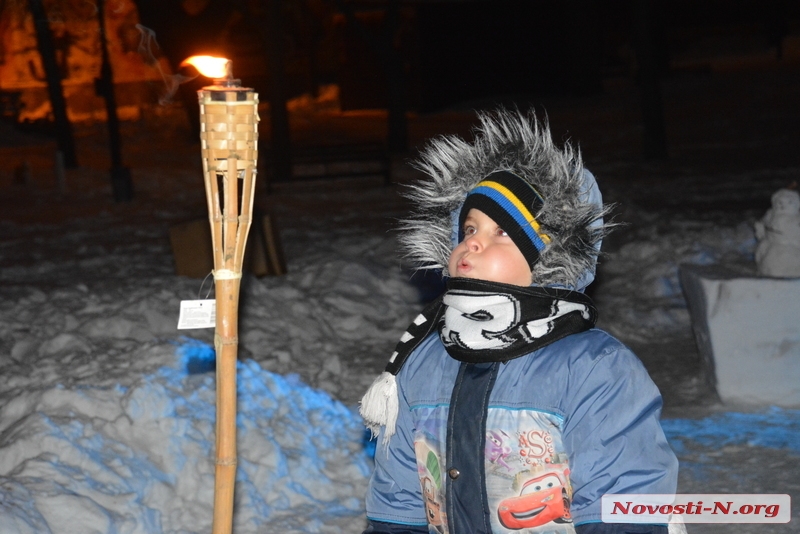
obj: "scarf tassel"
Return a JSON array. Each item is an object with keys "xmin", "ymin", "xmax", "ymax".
[{"xmin": 359, "ymin": 371, "xmax": 399, "ymax": 446}]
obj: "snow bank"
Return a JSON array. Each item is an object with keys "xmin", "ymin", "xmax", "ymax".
[
  {"xmin": 0, "ymin": 182, "xmax": 417, "ymax": 534},
  {"xmin": 594, "ymin": 214, "xmax": 758, "ymax": 344},
  {"xmin": 0, "ymin": 338, "xmax": 371, "ymax": 534}
]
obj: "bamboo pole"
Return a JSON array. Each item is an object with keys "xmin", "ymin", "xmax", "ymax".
[{"xmin": 199, "ymin": 85, "xmax": 259, "ymax": 534}]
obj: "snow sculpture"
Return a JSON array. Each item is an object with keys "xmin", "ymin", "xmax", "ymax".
[
  {"xmin": 681, "ymin": 187, "xmax": 800, "ymax": 407},
  {"xmin": 754, "ymin": 188, "xmax": 800, "ymax": 277}
]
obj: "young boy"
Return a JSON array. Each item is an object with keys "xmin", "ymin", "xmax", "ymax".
[{"xmin": 360, "ymin": 109, "xmax": 680, "ymax": 534}]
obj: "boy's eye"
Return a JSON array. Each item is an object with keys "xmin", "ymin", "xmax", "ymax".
[
  {"xmin": 497, "ymin": 228, "xmax": 508, "ymax": 237},
  {"xmin": 464, "ymin": 226, "xmax": 476, "ymax": 236}
]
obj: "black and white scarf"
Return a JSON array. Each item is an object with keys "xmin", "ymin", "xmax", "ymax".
[{"xmin": 360, "ymin": 278, "xmax": 597, "ymax": 444}]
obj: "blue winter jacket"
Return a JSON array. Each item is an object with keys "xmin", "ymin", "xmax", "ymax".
[{"xmin": 364, "ymin": 328, "xmax": 678, "ymax": 534}]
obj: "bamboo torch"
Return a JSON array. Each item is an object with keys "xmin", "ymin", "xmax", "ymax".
[{"xmin": 183, "ymin": 55, "xmax": 259, "ymax": 534}]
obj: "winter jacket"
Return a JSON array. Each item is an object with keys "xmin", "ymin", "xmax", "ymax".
[{"xmin": 364, "ymin": 328, "xmax": 678, "ymax": 534}]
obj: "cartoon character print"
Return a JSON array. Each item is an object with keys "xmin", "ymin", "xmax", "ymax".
[
  {"xmin": 411, "ymin": 406, "xmax": 575, "ymax": 533},
  {"xmin": 422, "ymin": 476, "xmax": 445, "ymax": 533},
  {"xmin": 485, "ymin": 410, "xmax": 575, "ymax": 533},
  {"xmin": 485, "ymin": 430, "xmax": 515, "ymax": 472},
  {"xmin": 415, "ymin": 437, "xmax": 448, "ymax": 534},
  {"xmin": 497, "ymin": 466, "xmax": 573, "ymax": 530}
]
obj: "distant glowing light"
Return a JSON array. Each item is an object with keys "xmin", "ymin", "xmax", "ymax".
[{"xmin": 181, "ymin": 55, "xmax": 230, "ymax": 79}]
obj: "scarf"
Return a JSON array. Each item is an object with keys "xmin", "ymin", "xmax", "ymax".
[{"xmin": 360, "ymin": 278, "xmax": 597, "ymax": 444}]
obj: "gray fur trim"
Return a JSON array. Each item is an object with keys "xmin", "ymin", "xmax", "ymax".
[{"xmin": 399, "ymin": 108, "xmax": 612, "ymax": 288}]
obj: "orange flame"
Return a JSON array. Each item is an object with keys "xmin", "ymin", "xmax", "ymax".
[{"xmin": 181, "ymin": 55, "xmax": 230, "ymax": 79}]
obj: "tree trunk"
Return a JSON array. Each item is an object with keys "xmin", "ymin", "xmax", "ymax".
[
  {"xmin": 27, "ymin": 0, "xmax": 78, "ymax": 168},
  {"xmin": 96, "ymin": 0, "xmax": 133, "ymax": 202}
]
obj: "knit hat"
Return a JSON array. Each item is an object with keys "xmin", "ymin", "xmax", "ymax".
[{"xmin": 459, "ymin": 170, "xmax": 550, "ymax": 269}]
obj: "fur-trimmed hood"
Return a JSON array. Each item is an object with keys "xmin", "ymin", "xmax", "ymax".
[{"xmin": 399, "ymin": 108, "xmax": 611, "ymax": 290}]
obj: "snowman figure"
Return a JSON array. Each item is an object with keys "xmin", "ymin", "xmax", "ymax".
[{"xmin": 754, "ymin": 188, "xmax": 800, "ymax": 277}]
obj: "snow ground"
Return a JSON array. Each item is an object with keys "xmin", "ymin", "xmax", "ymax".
[{"xmin": 1, "ymin": 67, "xmax": 799, "ymax": 533}]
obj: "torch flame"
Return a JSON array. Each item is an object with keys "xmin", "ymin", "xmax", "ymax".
[{"xmin": 181, "ymin": 55, "xmax": 230, "ymax": 79}]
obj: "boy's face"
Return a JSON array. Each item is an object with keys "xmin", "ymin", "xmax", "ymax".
[{"xmin": 448, "ymin": 208, "xmax": 533, "ymax": 287}]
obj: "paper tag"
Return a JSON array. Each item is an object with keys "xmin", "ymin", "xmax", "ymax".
[{"xmin": 177, "ymin": 300, "xmax": 216, "ymax": 329}]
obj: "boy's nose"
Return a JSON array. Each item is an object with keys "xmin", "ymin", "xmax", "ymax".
[{"xmin": 465, "ymin": 234, "xmax": 483, "ymax": 251}]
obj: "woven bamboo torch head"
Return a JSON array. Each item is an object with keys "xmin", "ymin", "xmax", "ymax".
[
  {"xmin": 184, "ymin": 56, "xmax": 260, "ymax": 273},
  {"xmin": 198, "ymin": 82, "xmax": 259, "ymax": 192}
]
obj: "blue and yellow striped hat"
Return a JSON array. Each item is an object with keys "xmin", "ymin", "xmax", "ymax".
[{"xmin": 459, "ymin": 170, "xmax": 551, "ymax": 268}]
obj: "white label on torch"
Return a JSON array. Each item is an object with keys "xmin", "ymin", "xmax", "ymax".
[{"xmin": 177, "ymin": 300, "xmax": 216, "ymax": 330}]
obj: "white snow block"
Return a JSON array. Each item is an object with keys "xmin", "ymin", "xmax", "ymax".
[{"xmin": 680, "ymin": 264, "xmax": 800, "ymax": 407}]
